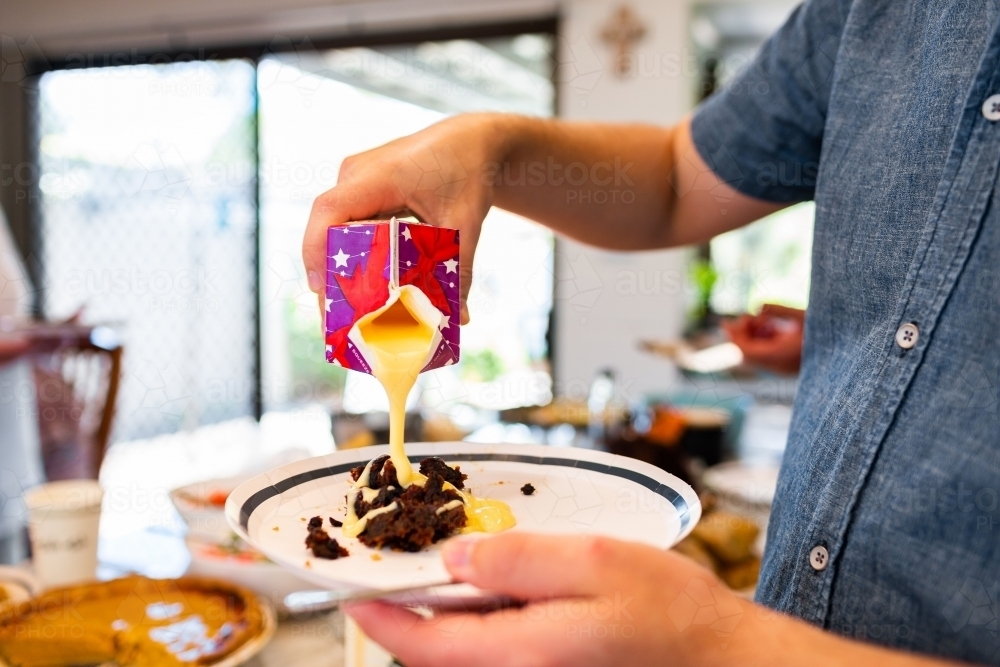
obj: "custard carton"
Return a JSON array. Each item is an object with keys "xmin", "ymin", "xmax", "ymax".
[{"xmin": 325, "ymin": 218, "xmax": 460, "ymax": 374}]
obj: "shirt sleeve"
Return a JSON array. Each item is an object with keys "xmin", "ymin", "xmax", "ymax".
[{"xmin": 690, "ymin": 0, "xmax": 852, "ymax": 203}]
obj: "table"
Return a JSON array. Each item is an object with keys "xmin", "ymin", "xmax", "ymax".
[
  {"xmin": 96, "ymin": 411, "xmax": 351, "ymax": 666},
  {"xmin": 247, "ymin": 611, "xmax": 346, "ymax": 667}
]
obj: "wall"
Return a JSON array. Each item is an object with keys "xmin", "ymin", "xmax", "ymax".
[
  {"xmin": 555, "ymin": 0, "xmax": 695, "ymax": 400},
  {"xmin": 0, "ymin": 0, "xmax": 700, "ymax": 401}
]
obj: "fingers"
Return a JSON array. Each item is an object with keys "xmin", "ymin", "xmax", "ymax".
[
  {"xmin": 347, "ymin": 599, "xmax": 581, "ymax": 667},
  {"xmin": 441, "ymin": 532, "xmax": 627, "ymax": 600},
  {"xmin": 0, "ymin": 334, "xmax": 30, "ymax": 365},
  {"xmin": 720, "ymin": 315, "xmax": 752, "ymax": 346},
  {"xmin": 734, "ymin": 331, "xmax": 802, "ymax": 374},
  {"xmin": 735, "ymin": 332, "xmax": 797, "ymax": 361},
  {"xmin": 302, "ymin": 181, "xmax": 399, "ymax": 293},
  {"xmin": 443, "ymin": 202, "xmax": 483, "ymax": 326},
  {"xmin": 347, "ymin": 602, "xmax": 515, "ymax": 667},
  {"xmin": 719, "ymin": 315, "xmax": 748, "ymax": 336},
  {"xmin": 759, "ymin": 303, "xmax": 806, "ymax": 321}
]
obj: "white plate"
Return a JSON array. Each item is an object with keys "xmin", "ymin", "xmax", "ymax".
[{"xmin": 227, "ymin": 442, "xmax": 699, "ymax": 605}]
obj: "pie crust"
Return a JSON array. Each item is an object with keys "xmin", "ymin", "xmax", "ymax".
[{"xmin": 0, "ymin": 576, "xmax": 264, "ymax": 667}]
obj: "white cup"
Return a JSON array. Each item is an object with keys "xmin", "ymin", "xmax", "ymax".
[{"xmin": 24, "ymin": 480, "xmax": 103, "ymax": 589}]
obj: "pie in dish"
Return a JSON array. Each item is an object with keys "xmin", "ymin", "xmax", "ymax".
[{"xmin": 0, "ymin": 575, "xmax": 265, "ymax": 667}]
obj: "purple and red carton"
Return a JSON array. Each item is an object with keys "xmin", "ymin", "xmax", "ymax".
[{"xmin": 325, "ymin": 218, "xmax": 460, "ymax": 375}]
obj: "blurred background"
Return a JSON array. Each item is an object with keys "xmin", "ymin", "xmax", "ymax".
[{"xmin": 0, "ymin": 0, "xmax": 809, "ymax": 615}]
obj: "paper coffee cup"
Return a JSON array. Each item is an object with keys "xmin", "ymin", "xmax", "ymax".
[{"xmin": 24, "ymin": 480, "xmax": 103, "ymax": 589}]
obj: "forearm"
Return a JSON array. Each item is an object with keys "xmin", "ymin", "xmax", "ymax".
[
  {"xmin": 488, "ymin": 115, "xmax": 679, "ymax": 249},
  {"xmin": 488, "ymin": 114, "xmax": 783, "ymax": 250},
  {"xmin": 714, "ymin": 599, "xmax": 971, "ymax": 667}
]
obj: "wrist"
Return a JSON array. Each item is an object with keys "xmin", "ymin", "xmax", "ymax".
[
  {"xmin": 482, "ymin": 113, "xmax": 535, "ymax": 165},
  {"xmin": 673, "ymin": 597, "xmax": 787, "ymax": 667},
  {"xmin": 482, "ymin": 114, "xmax": 548, "ymax": 209}
]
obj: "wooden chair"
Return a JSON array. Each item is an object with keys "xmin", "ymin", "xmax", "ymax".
[{"xmin": 30, "ymin": 325, "xmax": 123, "ymax": 481}]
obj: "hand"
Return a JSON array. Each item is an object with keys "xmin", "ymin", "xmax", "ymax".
[
  {"xmin": 721, "ymin": 304, "xmax": 805, "ymax": 375},
  {"xmin": 348, "ymin": 532, "xmax": 964, "ymax": 667},
  {"xmin": 347, "ymin": 533, "xmax": 750, "ymax": 667},
  {"xmin": 302, "ymin": 114, "xmax": 512, "ymax": 325},
  {"xmin": 0, "ymin": 334, "xmax": 30, "ymax": 366}
]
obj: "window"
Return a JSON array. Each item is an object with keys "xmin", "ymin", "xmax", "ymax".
[
  {"xmin": 691, "ymin": 2, "xmax": 813, "ymax": 316},
  {"xmin": 710, "ymin": 203, "xmax": 814, "ymax": 314},
  {"xmin": 257, "ymin": 36, "xmax": 556, "ymax": 417},
  {"xmin": 33, "ymin": 30, "xmax": 556, "ymax": 443},
  {"xmin": 37, "ymin": 61, "xmax": 258, "ymax": 440}
]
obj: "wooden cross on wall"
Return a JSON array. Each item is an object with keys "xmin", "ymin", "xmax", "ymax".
[{"xmin": 600, "ymin": 5, "xmax": 648, "ymax": 78}]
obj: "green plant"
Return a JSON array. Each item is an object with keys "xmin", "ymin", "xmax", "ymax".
[
  {"xmin": 460, "ymin": 349, "xmax": 506, "ymax": 383},
  {"xmin": 688, "ymin": 257, "xmax": 719, "ymax": 328}
]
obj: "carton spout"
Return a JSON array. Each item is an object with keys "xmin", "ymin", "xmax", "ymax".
[{"xmin": 352, "ymin": 285, "xmax": 444, "ymax": 376}]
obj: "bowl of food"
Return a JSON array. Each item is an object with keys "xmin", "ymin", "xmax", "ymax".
[
  {"xmin": 170, "ymin": 475, "xmax": 251, "ymax": 544},
  {"xmin": 184, "ymin": 535, "xmax": 316, "ymax": 616}
]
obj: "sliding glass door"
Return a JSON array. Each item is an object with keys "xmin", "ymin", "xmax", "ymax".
[
  {"xmin": 257, "ymin": 34, "xmax": 556, "ymax": 418},
  {"xmin": 37, "ymin": 61, "xmax": 258, "ymax": 440},
  {"xmin": 34, "ymin": 31, "xmax": 556, "ymax": 444}
]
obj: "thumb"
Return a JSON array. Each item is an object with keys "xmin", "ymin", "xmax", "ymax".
[{"xmin": 441, "ymin": 532, "xmax": 620, "ymax": 600}]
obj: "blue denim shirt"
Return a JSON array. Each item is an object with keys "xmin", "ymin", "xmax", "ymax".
[{"xmin": 692, "ymin": 1, "xmax": 1000, "ymax": 663}]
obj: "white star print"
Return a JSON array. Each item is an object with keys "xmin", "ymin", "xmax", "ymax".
[
  {"xmin": 441, "ymin": 320, "xmax": 449, "ymax": 329},
  {"xmin": 402, "ymin": 227, "xmax": 412, "ymax": 242},
  {"xmin": 443, "ymin": 258, "xmax": 458, "ymax": 274},
  {"xmin": 333, "ymin": 249, "xmax": 350, "ymax": 267}
]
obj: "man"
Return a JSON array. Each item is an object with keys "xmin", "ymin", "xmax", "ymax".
[{"xmin": 303, "ymin": 0, "xmax": 999, "ymax": 664}]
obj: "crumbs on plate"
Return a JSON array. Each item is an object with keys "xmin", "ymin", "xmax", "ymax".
[{"xmin": 305, "ymin": 516, "xmax": 350, "ymax": 559}]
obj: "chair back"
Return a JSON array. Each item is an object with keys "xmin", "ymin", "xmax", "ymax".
[{"xmin": 32, "ymin": 326, "xmax": 122, "ymax": 480}]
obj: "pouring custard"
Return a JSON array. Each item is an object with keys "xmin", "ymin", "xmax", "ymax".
[{"xmin": 339, "ymin": 284, "xmax": 515, "ymax": 550}]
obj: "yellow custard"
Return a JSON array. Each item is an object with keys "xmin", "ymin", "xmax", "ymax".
[
  {"xmin": 344, "ymin": 285, "xmax": 515, "ymax": 538},
  {"xmin": 454, "ymin": 487, "xmax": 518, "ymax": 534},
  {"xmin": 357, "ymin": 290, "xmax": 434, "ymax": 487}
]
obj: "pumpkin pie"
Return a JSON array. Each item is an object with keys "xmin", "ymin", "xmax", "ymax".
[{"xmin": 0, "ymin": 576, "xmax": 264, "ymax": 667}]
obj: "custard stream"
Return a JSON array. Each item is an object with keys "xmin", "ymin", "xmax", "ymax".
[{"xmin": 342, "ymin": 289, "xmax": 515, "ymax": 539}]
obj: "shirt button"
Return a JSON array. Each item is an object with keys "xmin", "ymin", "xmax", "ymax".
[
  {"xmin": 983, "ymin": 94, "xmax": 1000, "ymax": 121},
  {"xmin": 809, "ymin": 545, "xmax": 829, "ymax": 571},
  {"xmin": 895, "ymin": 322, "xmax": 919, "ymax": 349}
]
